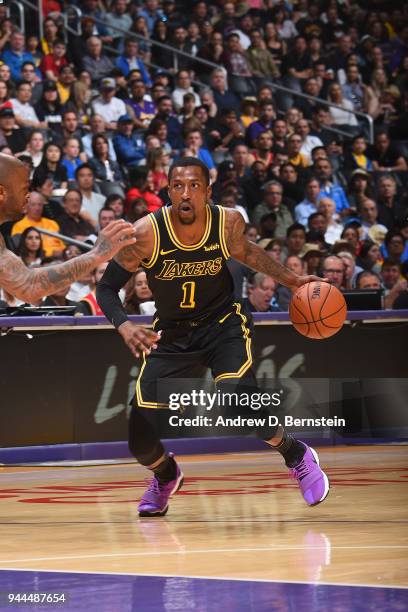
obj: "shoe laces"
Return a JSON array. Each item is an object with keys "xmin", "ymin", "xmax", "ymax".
[
  {"xmin": 147, "ymin": 477, "xmax": 162, "ymax": 493},
  {"xmin": 290, "ymin": 459, "xmax": 312, "ymax": 481}
]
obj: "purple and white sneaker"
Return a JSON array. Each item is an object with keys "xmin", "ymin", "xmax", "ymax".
[
  {"xmin": 289, "ymin": 442, "xmax": 330, "ymax": 506},
  {"xmin": 138, "ymin": 455, "xmax": 184, "ymax": 517}
]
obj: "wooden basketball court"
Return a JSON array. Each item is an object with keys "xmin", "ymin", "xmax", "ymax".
[{"xmin": 0, "ymin": 445, "xmax": 407, "ymax": 610}]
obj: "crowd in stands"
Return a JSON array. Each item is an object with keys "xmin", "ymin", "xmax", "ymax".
[{"xmin": 0, "ymin": 0, "xmax": 407, "ymax": 315}]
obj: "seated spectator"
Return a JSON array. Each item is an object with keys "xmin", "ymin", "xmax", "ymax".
[
  {"xmin": 75, "ymin": 164, "xmax": 106, "ymax": 227},
  {"xmin": 301, "ymin": 244, "xmax": 325, "ymax": 276},
  {"xmin": 127, "ymin": 196, "xmax": 148, "ymax": 223},
  {"xmin": 1, "ymin": 30, "xmax": 36, "ymax": 82},
  {"xmin": 252, "ymin": 180, "xmax": 293, "ymax": 239},
  {"xmin": 295, "ymin": 177, "xmax": 321, "ymax": 226},
  {"xmin": 246, "ymin": 28, "xmax": 279, "ymax": 80},
  {"xmin": 57, "ymin": 188, "xmax": 96, "ymax": 240},
  {"xmin": 314, "ymin": 157, "xmax": 349, "ymax": 214},
  {"xmin": 183, "ymin": 129, "xmax": 217, "ymax": 182},
  {"xmin": 318, "ymin": 197, "xmax": 343, "ymax": 245},
  {"xmin": 87, "ymin": 133, "xmax": 123, "ymax": 184},
  {"xmin": 355, "ymin": 270, "xmax": 382, "ymax": 291},
  {"xmin": 92, "ymin": 78, "xmax": 127, "ymax": 130},
  {"xmin": 113, "ymin": 114, "xmax": 146, "ymax": 168},
  {"xmin": 358, "ymin": 199, "xmax": 388, "ymax": 241},
  {"xmin": 376, "ymin": 174, "xmax": 408, "ymax": 229},
  {"xmin": 243, "ymin": 272, "xmax": 281, "ymax": 312},
  {"xmin": 16, "ymin": 227, "xmax": 46, "ymax": 267},
  {"xmin": 11, "ymin": 191, "xmax": 64, "ymax": 258},
  {"xmin": 310, "ymin": 106, "xmax": 337, "ymax": 147},
  {"xmin": 210, "ymin": 68, "xmax": 240, "ymax": 113},
  {"xmin": 287, "ymin": 133, "xmax": 308, "ymax": 168},
  {"xmin": 321, "ymin": 255, "xmax": 344, "ymax": 289},
  {"xmin": 393, "ymin": 262, "xmax": 408, "ymax": 310},
  {"xmin": 124, "ymin": 268, "xmax": 154, "ymax": 315},
  {"xmin": 62, "ymin": 137, "xmax": 85, "ymax": 181},
  {"xmin": 336, "ymin": 250, "xmax": 363, "ymax": 289},
  {"xmin": 20, "ymin": 61, "xmax": 43, "ymax": 105},
  {"xmin": 281, "ymin": 35, "xmax": 311, "ymax": 103},
  {"xmin": 34, "ymin": 80, "xmax": 63, "ymax": 130},
  {"xmin": 381, "ymin": 258, "xmax": 407, "ymax": 309},
  {"xmin": 82, "ymin": 37, "xmax": 115, "ymax": 86},
  {"xmin": 241, "ymin": 161, "xmax": 268, "ymax": 213},
  {"xmin": 369, "ymin": 130, "xmax": 407, "ymax": 173},
  {"xmin": 285, "ymin": 223, "xmax": 307, "ymax": 257},
  {"xmin": 341, "ymin": 225, "xmax": 361, "ymax": 256},
  {"xmin": 347, "ymin": 169, "xmax": 374, "ymax": 212},
  {"xmin": 126, "ymin": 79, "xmax": 156, "ymax": 130},
  {"xmin": 154, "ymin": 95, "xmax": 184, "ymax": 151},
  {"xmin": 82, "ymin": 114, "xmax": 116, "ymax": 161},
  {"xmin": 278, "ymin": 163, "xmax": 304, "ymax": 207},
  {"xmin": 232, "ymin": 143, "xmax": 251, "ymax": 179},
  {"xmin": 344, "ymin": 135, "xmax": 373, "ymax": 174},
  {"xmin": 248, "ymin": 130, "xmax": 274, "ymax": 169},
  {"xmin": 382, "ymin": 231, "xmax": 407, "ymax": 265},
  {"xmin": 327, "ymin": 83, "xmax": 359, "ymax": 130},
  {"xmin": 42, "ymin": 285, "xmax": 79, "ymax": 308},
  {"xmin": 10, "ymin": 81, "xmax": 46, "ymax": 130},
  {"xmin": 220, "ymin": 188, "xmax": 249, "ymax": 223},
  {"xmin": 33, "ymin": 142, "xmax": 68, "ymax": 190},
  {"xmin": 295, "ymin": 119, "xmax": 323, "ymax": 164},
  {"xmin": 51, "ymin": 110, "xmax": 84, "ymax": 149},
  {"xmin": 105, "ymin": 194, "xmax": 125, "ymax": 219},
  {"xmin": 247, "ymin": 100, "xmax": 276, "ymax": 148},
  {"xmin": 146, "ymin": 147, "xmax": 169, "ymax": 193},
  {"xmin": 23, "ymin": 130, "xmax": 45, "ymax": 169},
  {"xmin": 126, "ymin": 166, "xmax": 163, "ymax": 214},
  {"xmin": 171, "ymin": 70, "xmax": 200, "ymax": 112},
  {"xmin": 147, "ymin": 118, "xmax": 172, "ymax": 156},
  {"xmin": 106, "ymin": 1, "xmax": 133, "ymax": 48},
  {"xmin": 76, "ymin": 262, "xmax": 109, "ymax": 316},
  {"xmin": 40, "ymin": 39, "xmax": 68, "ymax": 81},
  {"xmin": 356, "ymin": 240, "xmax": 383, "ymax": 273},
  {"xmin": 64, "ymin": 81, "xmax": 93, "ymax": 129},
  {"xmin": 56, "ymin": 65, "xmax": 76, "ymax": 105}
]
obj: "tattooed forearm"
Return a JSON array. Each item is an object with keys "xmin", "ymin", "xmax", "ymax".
[
  {"xmin": 225, "ymin": 209, "xmax": 299, "ymax": 288},
  {"xmin": 0, "ymin": 248, "xmax": 101, "ymax": 302}
]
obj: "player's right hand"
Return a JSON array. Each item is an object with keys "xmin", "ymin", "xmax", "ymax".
[
  {"xmin": 118, "ymin": 321, "xmax": 161, "ymax": 358},
  {"xmin": 93, "ymin": 220, "xmax": 136, "ymax": 262}
]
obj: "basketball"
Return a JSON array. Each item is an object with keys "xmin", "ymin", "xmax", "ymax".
[{"xmin": 289, "ymin": 281, "xmax": 347, "ymax": 339}]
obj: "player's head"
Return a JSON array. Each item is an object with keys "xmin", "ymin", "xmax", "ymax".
[
  {"xmin": 168, "ymin": 157, "xmax": 211, "ymax": 225},
  {"xmin": 0, "ymin": 153, "xmax": 31, "ymax": 223}
]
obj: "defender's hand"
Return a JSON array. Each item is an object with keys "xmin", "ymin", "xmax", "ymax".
[
  {"xmin": 118, "ymin": 321, "xmax": 161, "ymax": 358},
  {"xmin": 93, "ymin": 220, "xmax": 136, "ymax": 262}
]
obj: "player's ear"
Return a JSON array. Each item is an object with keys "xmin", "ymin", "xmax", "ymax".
[
  {"xmin": 0, "ymin": 184, "xmax": 7, "ymax": 207},
  {"xmin": 206, "ymin": 183, "xmax": 212, "ymax": 202}
]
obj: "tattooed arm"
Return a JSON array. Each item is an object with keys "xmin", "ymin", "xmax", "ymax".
[
  {"xmin": 0, "ymin": 220, "xmax": 136, "ymax": 302},
  {"xmin": 225, "ymin": 209, "xmax": 323, "ymax": 290}
]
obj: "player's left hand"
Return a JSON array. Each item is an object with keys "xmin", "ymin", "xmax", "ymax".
[{"xmin": 290, "ymin": 275, "xmax": 329, "ymax": 293}]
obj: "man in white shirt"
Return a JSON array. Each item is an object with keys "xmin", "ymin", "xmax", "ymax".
[
  {"xmin": 318, "ymin": 197, "xmax": 343, "ymax": 245},
  {"xmin": 171, "ymin": 70, "xmax": 200, "ymax": 112},
  {"xmin": 359, "ymin": 199, "xmax": 388, "ymax": 241},
  {"xmin": 92, "ymin": 78, "xmax": 127, "ymax": 130},
  {"xmin": 75, "ymin": 164, "xmax": 106, "ymax": 228},
  {"xmin": 10, "ymin": 81, "xmax": 46, "ymax": 129},
  {"xmin": 295, "ymin": 119, "xmax": 323, "ymax": 165}
]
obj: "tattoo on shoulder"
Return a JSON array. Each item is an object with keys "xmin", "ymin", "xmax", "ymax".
[{"xmin": 0, "ymin": 233, "xmax": 5, "ymax": 252}]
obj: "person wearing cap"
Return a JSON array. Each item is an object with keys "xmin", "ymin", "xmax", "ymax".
[
  {"xmin": 0, "ymin": 107, "xmax": 27, "ymax": 153},
  {"xmin": 34, "ymin": 80, "xmax": 63, "ymax": 129},
  {"xmin": 82, "ymin": 37, "xmax": 114, "ymax": 86},
  {"xmin": 10, "ymin": 81, "xmax": 46, "ymax": 130},
  {"xmin": 113, "ymin": 114, "xmax": 145, "ymax": 168},
  {"xmin": 92, "ymin": 78, "xmax": 127, "ymax": 130},
  {"xmin": 301, "ymin": 244, "xmax": 325, "ymax": 277}
]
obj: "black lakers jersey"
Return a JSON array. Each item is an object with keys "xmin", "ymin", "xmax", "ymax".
[{"xmin": 141, "ymin": 204, "xmax": 234, "ymax": 324}]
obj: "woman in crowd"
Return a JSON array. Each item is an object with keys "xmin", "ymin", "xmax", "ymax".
[
  {"xmin": 33, "ymin": 142, "xmax": 68, "ymax": 190},
  {"xmin": 327, "ymin": 83, "xmax": 359, "ymax": 129},
  {"xmin": 146, "ymin": 147, "xmax": 170, "ymax": 193},
  {"xmin": 16, "ymin": 227, "xmax": 45, "ymax": 268},
  {"xmin": 24, "ymin": 130, "xmax": 45, "ymax": 169},
  {"xmin": 124, "ymin": 268, "xmax": 154, "ymax": 315},
  {"xmin": 88, "ymin": 134, "xmax": 123, "ymax": 182}
]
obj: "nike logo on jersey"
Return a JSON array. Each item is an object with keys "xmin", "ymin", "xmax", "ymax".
[{"xmin": 160, "ymin": 248, "xmax": 177, "ymax": 255}]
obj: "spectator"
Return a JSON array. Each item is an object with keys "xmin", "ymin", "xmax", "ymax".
[
  {"xmin": 253, "ymin": 180, "xmax": 293, "ymax": 238},
  {"xmin": 295, "ymin": 177, "xmax": 321, "ymax": 226},
  {"xmin": 56, "ymin": 65, "xmax": 76, "ymax": 105},
  {"xmin": 314, "ymin": 157, "xmax": 349, "ymax": 214},
  {"xmin": 337, "ymin": 250, "xmax": 362, "ymax": 289},
  {"xmin": 171, "ymin": 70, "xmax": 200, "ymax": 112},
  {"xmin": 183, "ymin": 129, "xmax": 217, "ymax": 182},
  {"xmin": 75, "ymin": 164, "xmax": 106, "ymax": 226},
  {"xmin": 346, "ymin": 168, "xmax": 374, "ymax": 212},
  {"xmin": 247, "ymin": 100, "xmax": 276, "ymax": 147},
  {"xmin": 11, "ymin": 191, "xmax": 64, "ymax": 258},
  {"xmin": 210, "ymin": 68, "xmax": 240, "ymax": 113},
  {"xmin": 356, "ymin": 270, "xmax": 382, "ymax": 290},
  {"xmin": 82, "ymin": 37, "xmax": 114, "ymax": 86},
  {"xmin": 358, "ymin": 199, "xmax": 388, "ymax": 241},
  {"xmin": 318, "ymin": 197, "xmax": 343, "ymax": 245},
  {"xmin": 383, "ymin": 231, "xmax": 407, "ymax": 265},
  {"xmin": 92, "ymin": 78, "xmax": 127, "ymax": 130},
  {"xmin": 220, "ymin": 189, "xmax": 249, "ymax": 223},
  {"xmin": 376, "ymin": 174, "xmax": 407, "ymax": 229},
  {"xmin": 344, "ymin": 136, "xmax": 373, "ymax": 174},
  {"xmin": 82, "ymin": 114, "xmax": 116, "ymax": 161},
  {"xmin": 126, "ymin": 166, "xmax": 163, "ymax": 214},
  {"xmin": 62, "ymin": 137, "xmax": 85, "ymax": 181},
  {"xmin": 76, "ymin": 262, "xmax": 109, "ymax": 316},
  {"xmin": 52, "ymin": 110, "xmax": 84, "ymax": 148},
  {"xmin": 246, "ymin": 28, "xmax": 279, "ymax": 80},
  {"xmin": 57, "ymin": 188, "xmax": 95, "ymax": 239},
  {"xmin": 0, "ymin": 107, "xmax": 27, "ymax": 154},
  {"xmin": 34, "ymin": 80, "xmax": 63, "ymax": 130},
  {"xmin": 20, "ymin": 62, "xmax": 43, "ymax": 105},
  {"xmin": 285, "ymin": 223, "xmax": 307, "ymax": 257},
  {"xmin": 33, "ymin": 142, "xmax": 68, "ymax": 190},
  {"xmin": 287, "ymin": 133, "xmax": 308, "ymax": 168},
  {"xmin": 327, "ymin": 83, "xmax": 359, "ymax": 130},
  {"xmin": 124, "ymin": 268, "xmax": 154, "ymax": 315},
  {"xmin": 241, "ymin": 161, "xmax": 268, "ymax": 213},
  {"xmin": 137, "ymin": 0, "xmax": 164, "ymax": 35},
  {"xmin": 243, "ymin": 272, "xmax": 281, "ymax": 312},
  {"xmin": 321, "ymin": 255, "xmax": 344, "ymax": 289},
  {"xmin": 113, "ymin": 113, "xmax": 145, "ymax": 168},
  {"xmin": 105, "ymin": 194, "xmax": 125, "ymax": 219},
  {"xmin": 106, "ymin": 0, "xmax": 133, "ymax": 46},
  {"xmin": 24, "ymin": 130, "xmax": 45, "ymax": 168},
  {"xmin": 126, "ymin": 80, "xmax": 156, "ymax": 130},
  {"xmin": 16, "ymin": 227, "xmax": 45, "ymax": 267},
  {"xmin": 356, "ymin": 240, "xmax": 382, "ymax": 273},
  {"xmin": 1, "ymin": 31, "xmax": 36, "ymax": 82},
  {"xmin": 370, "ymin": 130, "xmax": 407, "ymax": 173},
  {"xmin": 248, "ymin": 130, "xmax": 274, "ymax": 169},
  {"xmin": 146, "ymin": 147, "xmax": 169, "ymax": 193},
  {"xmin": 154, "ymin": 95, "xmax": 183, "ymax": 150},
  {"xmin": 64, "ymin": 81, "xmax": 93, "ymax": 129},
  {"xmin": 40, "ymin": 39, "xmax": 68, "ymax": 81},
  {"xmin": 88, "ymin": 134, "xmax": 123, "ymax": 182},
  {"xmin": 115, "ymin": 38, "xmax": 151, "ymax": 84},
  {"xmin": 295, "ymin": 119, "xmax": 323, "ymax": 164},
  {"xmin": 10, "ymin": 82, "xmax": 46, "ymax": 129}
]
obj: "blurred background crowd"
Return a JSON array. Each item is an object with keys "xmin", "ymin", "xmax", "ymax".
[{"xmin": 0, "ymin": 0, "xmax": 407, "ymax": 315}]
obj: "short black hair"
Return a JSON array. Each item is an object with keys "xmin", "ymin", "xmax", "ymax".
[
  {"xmin": 168, "ymin": 157, "xmax": 210, "ymax": 186},
  {"xmin": 287, "ymin": 222, "xmax": 306, "ymax": 237}
]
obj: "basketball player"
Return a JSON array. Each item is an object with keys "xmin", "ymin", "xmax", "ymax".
[
  {"xmin": 97, "ymin": 158, "xmax": 330, "ymax": 517},
  {"xmin": 0, "ymin": 154, "xmax": 136, "ymax": 301}
]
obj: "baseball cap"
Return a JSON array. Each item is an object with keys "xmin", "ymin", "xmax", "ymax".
[
  {"xmin": 301, "ymin": 244, "xmax": 323, "ymax": 258},
  {"xmin": 100, "ymin": 77, "xmax": 116, "ymax": 90},
  {"xmin": 43, "ymin": 79, "xmax": 57, "ymax": 92},
  {"xmin": 118, "ymin": 114, "xmax": 133, "ymax": 124},
  {"xmin": 0, "ymin": 107, "xmax": 14, "ymax": 118}
]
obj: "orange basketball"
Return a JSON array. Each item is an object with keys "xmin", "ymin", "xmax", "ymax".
[{"xmin": 289, "ymin": 281, "xmax": 347, "ymax": 339}]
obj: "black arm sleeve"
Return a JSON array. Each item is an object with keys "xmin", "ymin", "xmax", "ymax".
[{"xmin": 96, "ymin": 259, "xmax": 133, "ymax": 329}]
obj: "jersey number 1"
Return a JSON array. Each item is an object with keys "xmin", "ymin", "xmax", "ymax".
[{"xmin": 180, "ymin": 281, "xmax": 196, "ymax": 309}]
